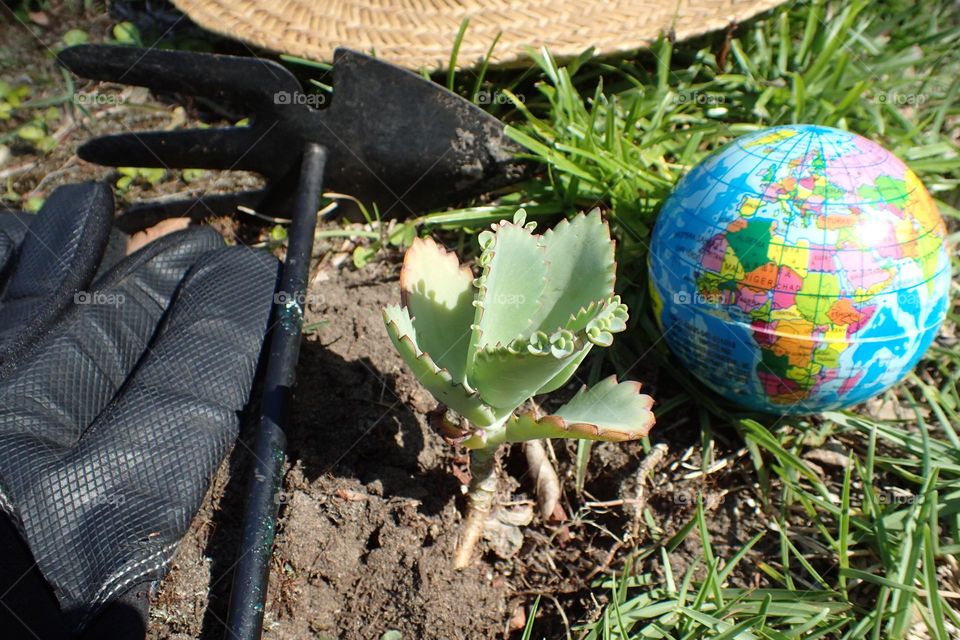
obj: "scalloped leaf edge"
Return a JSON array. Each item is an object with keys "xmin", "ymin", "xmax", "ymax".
[
  {"xmin": 473, "ymin": 294, "xmax": 627, "ymax": 359},
  {"xmin": 505, "ymin": 375, "xmax": 654, "ymax": 443}
]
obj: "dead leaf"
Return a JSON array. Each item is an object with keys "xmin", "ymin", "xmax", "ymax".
[
  {"xmin": 450, "ymin": 459, "xmax": 471, "ymax": 487},
  {"xmin": 805, "ymin": 448, "xmax": 850, "ymax": 469},
  {"xmin": 334, "ymin": 488, "xmax": 367, "ymax": 502},
  {"xmin": 549, "ymin": 502, "xmax": 567, "ymax": 523},
  {"xmin": 28, "ymin": 11, "xmax": 50, "ymax": 26},
  {"xmin": 482, "ymin": 505, "xmax": 533, "ymax": 560}
]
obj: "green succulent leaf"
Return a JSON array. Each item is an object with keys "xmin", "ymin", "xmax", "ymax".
[
  {"xmin": 383, "ymin": 305, "xmax": 496, "ymax": 426},
  {"xmin": 526, "ymin": 209, "xmax": 616, "ymax": 336},
  {"xmin": 468, "ymin": 292, "xmax": 628, "ymax": 408},
  {"xmin": 469, "ymin": 337, "xmax": 589, "ymax": 411},
  {"xmin": 469, "ymin": 222, "xmax": 546, "ymax": 353},
  {"xmin": 553, "ymin": 375, "xmax": 654, "ymax": 433},
  {"xmin": 565, "ymin": 298, "xmax": 604, "ymax": 333},
  {"xmin": 400, "ymin": 236, "xmax": 475, "ymax": 383},
  {"xmin": 491, "ymin": 376, "xmax": 655, "ymax": 445}
]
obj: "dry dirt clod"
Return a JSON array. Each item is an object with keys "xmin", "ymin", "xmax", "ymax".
[{"xmin": 507, "ymin": 599, "xmax": 527, "ymax": 632}]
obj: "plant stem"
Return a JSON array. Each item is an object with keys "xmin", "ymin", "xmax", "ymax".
[{"xmin": 454, "ymin": 444, "xmax": 500, "ymax": 569}]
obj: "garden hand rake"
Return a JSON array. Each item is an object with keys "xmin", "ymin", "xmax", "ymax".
[{"xmin": 59, "ymin": 44, "xmax": 525, "ymax": 231}]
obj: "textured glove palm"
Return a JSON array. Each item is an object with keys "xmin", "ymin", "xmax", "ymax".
[{"xmin": 0, "ymin": 182, "xmax": 279, "ymax": 636}]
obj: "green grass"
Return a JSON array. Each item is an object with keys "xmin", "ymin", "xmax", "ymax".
[{"xmin": 434, "ymin": 0, "xmax": 960, "ymax": 637}]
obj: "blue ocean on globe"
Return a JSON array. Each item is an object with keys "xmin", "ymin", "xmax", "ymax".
[{"xmin": 648, "ymin": 124, "xmax": 951, "ymax": 413}]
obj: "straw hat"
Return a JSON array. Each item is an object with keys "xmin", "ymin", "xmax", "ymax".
[{"xmin": 171, "ymin": 0, "xmax": 786, "ymax": 70}]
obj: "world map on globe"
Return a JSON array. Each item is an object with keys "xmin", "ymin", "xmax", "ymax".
[{"xmin": 649, "ymin": 125, "xmax": 951, "ymax": 413}]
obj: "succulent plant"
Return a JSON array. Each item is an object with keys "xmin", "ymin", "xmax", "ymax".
[{"xmin": 383, "ymin": 209, "xmax": 655, "ymax": 567}]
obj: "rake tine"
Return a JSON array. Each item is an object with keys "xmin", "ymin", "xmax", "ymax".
[
  {"xmin": 78, "ymin": 127, "xmax": 293, "ymax": 177},
  {"xmin": 58, "ymin": 45, "xmax": 302, "ymax": 112}
]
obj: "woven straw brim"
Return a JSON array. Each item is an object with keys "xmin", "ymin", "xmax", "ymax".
[{"xmin": 172, "ymin": 0, "xmax": 786, "ymax": 70}]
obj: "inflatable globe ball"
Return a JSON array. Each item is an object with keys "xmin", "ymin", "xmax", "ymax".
[{"xmin": 648, "ymin": 125, "xmax": 951, "ymax": 414}]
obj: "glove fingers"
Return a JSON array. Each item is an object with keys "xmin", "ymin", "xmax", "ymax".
[
  {"xmin": 0, "ymin": 227, "xmax": 225, "ymax": 484},
  {"xmin": 20, "ymin": 246, "xmax": 279, "ymax": 626},
  {"xmin": 0, "ymin": 183, "xmax": 114, "ymax": 362}
]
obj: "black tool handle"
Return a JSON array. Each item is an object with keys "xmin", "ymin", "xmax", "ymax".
[{"xmin": 225, "ymin": 143, "xmax": 326, "ymax": 639}]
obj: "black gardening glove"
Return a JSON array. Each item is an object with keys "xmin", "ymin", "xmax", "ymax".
[{"xmin": 0, "ymin": 182, "xmax": 279, "ymax": 638}]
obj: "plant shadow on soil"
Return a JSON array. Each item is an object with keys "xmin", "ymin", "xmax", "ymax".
[{"xmin": 285, "ymin": 347, "xmax": 449, "ymax": 516}]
